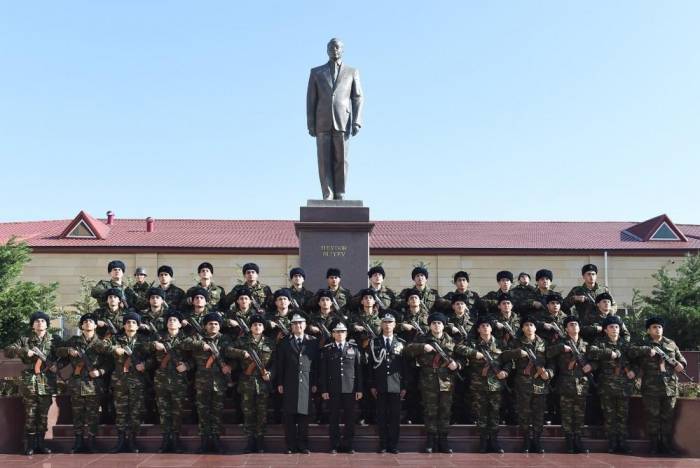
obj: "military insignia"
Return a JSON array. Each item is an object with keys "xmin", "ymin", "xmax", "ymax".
[{"xmin": 393, "ymin": 342, "xmax": 403, "ymax": 354}]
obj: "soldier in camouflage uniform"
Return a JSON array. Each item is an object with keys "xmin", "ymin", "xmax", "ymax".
[
  {"xmin": 140, "ymin": 287, "xmax": 169, "ymax": 334},
  {"xmin": 186, "ymin": 312, "xmax": 234, "ymax": 453},
  {"xmin": 349, "ymin": 266, "xmax": 397, "ymax": 312},
  {"xmin": 156, "ymin": 265, "xmax": 186, "ymax": 310},
  {"xmin": 491, "ymin": 293, "xmax": 519, "ymax": 425},
  {"xmin": 397, "ymin": 288, "xmax": 429, "ymax": 424},
  {"xmin": 350, "ymin": 288, "xmax": 382, "ymax": 425},
  {"xmin": 564, "ymin": 263, "xmax": 607, "ymax": 323},
  {"xmin": 130, "ymin": 267, "xmax": 152, "ymax": 311},
  {"xmin": 225, "ymin": 262, "xmax": 273, "ymax": 312},
  {"xmin": 4, "ymin": 311, "xmax": 60, "ymax": 455},
  {"xmin": 482, "ymin": 271, "xmax": 514, "ymax": 317},
  {"xmin": 182, "ymin": 287, "xmax": 214, "ymax": 335},
  {"xmin": 56, "ymin": 313, "xmax": 113, "ymax": 453},
  {"xmin": 266, "ymin": 288, "xmax": 294, "ymax": 342},
  {"xmin": 502, "ymin": 316, "xmax": 553, "ymax": 454},
  {"xmin": 222, "ymin": 286, "xmax": 256, "ymax": 339},
  {"xmin": 288, "ymin": 267, "xmax": 315, "ymax": 313},
  {"xmin": 628, "ymin": 316, "xmax": 689, "ymax": 455},
  {"xmin": 405, "ymin": 313, "xmax": 464, "ymax": 454},
  {"xmin": 149, "ymin": 310, "xmax": 193, "ymax": 453},
  {"xmin": 314, "ymin": 267, "xmax": 353, "ymax": 311},
  {"xmin": 515, "ymin": 269, "xmax": 556, "ymax": 318},
  {"xmin": 445, "ymin": 293, "xmax": 474, "ymax": 424},
  {"xmin": 184, "ymin": 262, "xmax": 225, "ymax": 311},
  {"xmin": 94, "ymin": 287, "xmax": 129, "ymax": 339},
  {"xmin": 228, "ymin": 314, "xmax": 275, "ymax": 453},
  {"xmin": 398, "ymin": 266, "xmax": 444, "ymax": 312},
  {"xmin": 546, "ymin": 315, "xmax": 595, "ymax": 453},
  {"xmin": 91, "ymin": 260, "xmax": 137, "ymax": 309},
  {"xmin": 588, "ymin": 315, "xmax": 636, "ymax": 453},
  {"xmin": 510, "ymin": 272, "xmax": 537, "ymax": 316},
  {"xmin": 442, "ymin": 271, "xmax": 485, "ymax": 318},
  {"xmin": 109, "ymin": 311, "xmax": 153, "ymax": 453},
  {"xmin": 581, "ymin": 292, "xmax": 630, "ymax": 343},
  {"xmin": 456, "ymin": 317, "xmax": 511, "ymax": 453}
]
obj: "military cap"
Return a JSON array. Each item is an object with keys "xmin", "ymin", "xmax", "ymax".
[
  {"xmin": 545, "ymin": 292, "xmax": 563, "ymax": 304},
  {"xmin": 289, "ymin": 267, "xmax": 306, "ymax": 279},
  {"xmin": 250, "ymin": 315, "xmax": 266, "ymax": 326},
  {"xmin": 381, "ymin": 313, "xmax": 396, "ymax": 322},
  {"xmin": 359, "ymin": 288, "xmax": 376, "ymax": 298},
  {"xmin": 79, "ymin": 313, "xmax": 97, "ymax": 325},
  {"xmin": 535, "ymin": 269, "xmax": 553, "ymax": 281},
  {"xmin": 563, "ymin": 315, "xmax": 580, "ymax": 327},
  {"xmin": 188, "ymin": 286, "xmax": 210, "ymax": 300},
  {"xmin": 451, "ymin": 293, "xmax": 469, "ymax": 305},
  {"xmin": 134, "ymin": 267, "xmax": 147, "ymax": 276},
  {"xmin": 368, "ymin": 265, "xmax": 386, "ymax": 278},
  {"xmin": 517, "ymin": 272, "xmax": 531, "ymax": 281},
  {"xmin": 453, "ymin": 271, "xmax": 470, "ymax": 282},
  {"xmin": 595, "ymin": 292, "xmax": 614, "ymax": 304},
  {"xmin": 108, "ymin": 260, "xmax": 126, "ymax": 273},
  {"xmin": 202, "ymin": 312, "xmax": 221, "ymax": 325},
  {"xmin": 197, "ymin": 262, "xmax": 214, "ymax": 274},
  {"xmin": 602, "ymin": 315, "xmax": 622, "ymax": 328},
  {"xmin": 147, "ymin": 287, "xmax": 166, "ymax": 299},
  {"xmin": 405, "ymin": 288, "xmax": 422, "ymax": 299},
  {"xmin": 235, "ymin": 287, "xmax": 253, "ymax": 300},
  {"xmin": 29, "ymin": 311, "xmax": 50, "ymax": 326},
  {"xmin": 326, "ymin": 268, "xmax": 342, "ymax": 278},
  {"xmin": 520, "ymin": 315, "xmax": 537, "ymax": 327},
  {"xmin": 497, "ymin": 270, "xmax": 514, "ymax": 282},
  {"xmin": 242, "ymin": 262, "xmax": 259, "ymax": 274},
  {"xmin": 164, "ymin": 310, "xmax": 184, "ymax": 322},
  {"xmin": 411, "ymin": 266, "xmax": 429, "ymax": 279},
  {"xmin": 332, "ymin": 322, "xmax": 348, "ymax": 332},
  {"xmin": 157, "ymin": 265, "xmax": 174, "ymax": 277},
  {"xmin": 645, "ymin": 316, "xmax": 665, "ymax": 328},
  {"xmin": 274, "ymin": 288, "xmax": 292, "ymax": 300},
  {"xmin": 428, "ymin": 312, "xmax": 447, "ymax": 325},
  {"xmin": 581, "ymin": 264, "xmax": 598, "ymax": 275},
  {"xmin": 497, "ymin": 292, "xmax": 513, "ymax": 304},
  {"xmin": 122, "ymin": 311, "xmax": 141, "ymax": 325},
  {"xmin": 316, "ymin": 289, "xmax": 334, "ymax": 300},
  {"xmin": 475, "ymin": 316, "xmax": 493, "ymax": 328},
  {"xmin": 291, "ymin": 314, "xmax": 306, "ymax": 323},
  {"xmin": 104, "ymin": 287, "xmax": 125, "ymax": 301}
]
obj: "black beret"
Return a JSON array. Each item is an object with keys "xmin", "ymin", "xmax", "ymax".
[
  {"xmin": 405, "ymin": 288, "xmax": 422, "ymax": 299},
  {"xmin": 545, "ymin": 292, "xmax": 563, "ymax": 304},
  {"xmin": 368, "ymin": 266, "xmax": 386, "ymax": 278},
  {"xmin": 451, "ymin": 293, "xmax": 469, "ymax": 305},
  {"xmin": 250, "ymin": 315, "xmax": 266, "ymax": 326},
  {"xmin": 316, "ymin": 289, "xmax": 334, "ymax": 300},
  {"xmin": 326, "ymin": 268, "xmax": 342, "ymax": 278},
  {"xmin": 202, "ymin": 312, "xmax": 222, "ymax": 325},
  {"xmin": 359, "ymin": 288, "xmax": 376, "ymax": 298},
  {"xmin": 517, "ymin": 272, "xmax": 531, "ymax": 280},
  {"xmin": 497, "ymin": 292, "xmax": 513, "ymax": 304},
  {"xmin": 645, "ymin": 316, "xmax": 665, "ymax": 328},
  {"xmin": 164, "ymin": 310, "xmax": 184, "ymax": 322},
  {"xmin": 274, "ymin": 288, "xmax": 292, "ymax": 300},
  {"xmin": 242, "ymin": 262, "xmax": 259, "ymax": 274},
  {"xmin": 563, "ymin": 315, "xmax": 580, "ymax": 327},
  {"xmin": 535, "ymin": 269, "xmax": 553, "ymax": 281},
  {"xmin": 453, "ymin": 271, "xmax": 470, "ymax": 282},
  {"xmin": 197, "ymin": 262, "xmax": 214, "ymax": 274},
  {"xmin": 79, "ymin": 313, "xmax": 97, "ymax": 325},
  {"xmin": 29, "ymin": 311, "xmax": 50, "ymax": 326},
  {"xmin": 581, "ymin": 264, "xmax": 598, "ymax": 275},
  {"xmin": 520, "ymin": 315, "xmax": 537, "ymax": 327},
  {"xmin": 475, "ymin": 316, "xmax": 493, "ymax": 328},
  {"xmin": 147, "ymin": 287, "xmax": 166, "ymax": 300},
  {"xmin": 157, "ymin": 265, "xmax": 174, "ymax": 277},
  {"xmin": 497, "ymin": 271, "xmax": 514, "ymax": 282},
  {"xmin": 104, "ymin": 288, "xmax": 125, "ymax": 301},
  {"xmin": 602, "ymin": 315, "xmax": 622, "ymax": 328},
  {"xmin": 428, "ymin": 312, "xmax": 447, "ymax": 325},
  {"xmin": 595, "ymin": 292, "xmax": 614, "ymax": 304},
  {"xmin": 289, "ymin": 267, "xmax": 306, "ymax": 279},
  {"xmin": 122, "ymin": 311, "xmax": 141, "ymax": 325},
  {"xmin": 188, "ymin": 287, "xmax": 210, "ymax": 300},
  {"xmin": 411, "ymin": 266, "xmax": 429, "ymax": 279},
  {"xmin": 107, "ymin": 260, "xmax": 126, "ymax": 272}
]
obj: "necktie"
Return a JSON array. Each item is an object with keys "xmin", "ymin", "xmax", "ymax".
[
  {"xmin": 385, "ymin": 338, "xmax": 391, "ymax": 351},
  {"xmin": 296, "ymin": 338, "xmax": 302, "ymax": 347}
]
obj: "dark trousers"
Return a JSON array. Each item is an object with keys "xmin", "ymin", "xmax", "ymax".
[
  {"xmin": 328, "ymin": 393, "xmax": 356, "ymax": 450},
  {"xmin": 316, "ymin": 131, "xmax": 348, "ymax": 198},
  {"xmin": 376, "ymin": 392, "xmax": 401, "ymax": 450},
  {"xmin": 283, "ymin": 412, "xmax": 309, "ymax": 451}
]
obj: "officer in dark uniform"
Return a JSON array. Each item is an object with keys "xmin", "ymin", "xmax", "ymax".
[
  {"xmin": 367, "ymin": 313, "xmax": 407, "ymax": 454},
  {"xmin": 320, "ymin": 321, "xmax": 363, "ymax": 454}
]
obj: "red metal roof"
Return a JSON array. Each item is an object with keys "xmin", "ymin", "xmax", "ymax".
[{"xmin": 1, "ymin": 213, "xmax": 699, "ymax": 252}]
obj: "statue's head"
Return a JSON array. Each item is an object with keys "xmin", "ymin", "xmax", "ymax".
[{"xmin": 327, "ymin": 38, "xmax": 344, "ymax": 61}]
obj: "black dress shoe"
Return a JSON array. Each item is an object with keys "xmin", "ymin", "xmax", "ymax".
[
  {"xmin": 390, "ymin": 448, "xmax": 400, "ymax": 454},
  {"xmin": 300, "ymin": 448, "xmax": 310, "ymax": 454},
  {"xmin": 345, "ymin": 448, "xmax": 355, "ymax": 454}
]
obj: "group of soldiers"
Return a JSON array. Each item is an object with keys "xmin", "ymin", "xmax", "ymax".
[{"xmin": 5, "ymin": 260, "xmax": 691, "ymax": 456}]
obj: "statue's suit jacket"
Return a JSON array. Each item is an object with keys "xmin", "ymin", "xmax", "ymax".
[{"xmin": 307, "ymin": 61, "xmax": 363, "ymax": 134}]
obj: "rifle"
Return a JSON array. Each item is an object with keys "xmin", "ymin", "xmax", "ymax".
[
  {"xmin": 317, "ymin": 320, "xmax": 332, "ymax": 344},
  {"xmin": 30, "ymin": 346, "xmax": 57, "ymax": 374},
  {"xmin": 523, "ymin": 345, "xmax": 546, "ymax": 378},
  {"xmin": 272, "ymin": 317, "xmax": 290, "ymax": 337},
  {"xmin": 331, "ymin": 296, "xmax": 347, "ymax": 319},
  {"xmin": 205, "ymin": 339, "xmax": 229, "ymax": 373},
  {"xmin": 185, "ymin": 316, "xmax": 205, "ymax": 336},
  {"xmin": 74, "ymin": 347, "xmax": 95, "ymax": 377},
  {"xmin": 233, "ymin": 312, "xmax": 251, "ymax": 335},
  {"xmin": 427, "ymin": 339, "xmax": 464, "ymax": 381},
  {"xmin": 291, "ymin": 298, "xmax": 302, "ymax": 310},
  {"xmin": 358, "ymin": 317, "xmax": 378, "ymax": 340},
  {"xmin": 497, "ymin": 320, "xmax": 516, "ymax": 341},
  {"xmin": 479, "ymin": 344, "xmax": 511, "ymax": 390},
  {"xmin": 104, "ymin": 318, "xmax": 119, "ymax": 337},
  {"xmin": 122, "ymin": 343, "xmax": 152, "ymax": 383},
  {"xmin": 652, "ymin": 345, "xmax": 694, "ymax": 382},
  {"xmin": 251, "ymin": 296, "xmax": 264, "ymax": 314},
  {"xmin": 567, "ymin": 338, "xmax": 597, "ymax": 387},
  {"xmin": 373, "ymin": 292, "xmax": 388, "ymax": 311},
  {"xmin": 549, "ymin": 321, "xmax": 567, "ymax": 341},
  {"xmin": 409, "ymin": 318, "xmax": 427, "ymax": 336}
]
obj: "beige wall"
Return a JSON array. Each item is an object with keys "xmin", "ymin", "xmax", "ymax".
[{"xmin": 20, "ymin": 251, "xmax": 685, "ymax": 313}]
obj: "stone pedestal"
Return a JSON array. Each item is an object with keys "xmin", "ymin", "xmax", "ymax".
[{"xmin": 295, "ymin": 200, "xmax": 374, "ymax": 293}]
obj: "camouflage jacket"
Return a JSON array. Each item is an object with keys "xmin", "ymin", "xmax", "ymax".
[
  {"xmin": 446, "ymin": 312, "xmax": 475, "ymax": 342},
  {"xmin": 491, "ymin": 312, "xmax": 521, "ymax": 348},
  {"xmin": 481, "ymin": 288, "xmax": 512, "ymax": 316},
  {"xmin": 628, "ymin": 336, "xmax": 687, "ymax": 397},
  {"xmin": 289, "ymin": 286, "xmax": 316, "ymax": 313},
  {"xmin": 90, "ymin": 279, "xmax": 137, "ymax": 309},
  {"xmin": 517, "ymin": 287, "xmax": 557, "ymax": 317},
  {"xmin": 509, "ymin": 284, "xmax": 538, "ymax": 315},
  {"xmin": 109, "ymin": 333, "xmax": 154, "ymax": 382},
  {"xmin": 226, "ymin": 282, "xmax": 273, "ymax": 312},
  {"xmin": 5, "ymin": 333, "xmax": 61, "ymax": 396},
  {"xmin": 588, "ymin": 337, "xmax": 636, "ymax": 396},
  {"xmin": 140, "ymin": 305, "xmax": 169, "ymax": 335},
  {"xmin": 397, "ymin": 308, "xmax": 429, "ymax": 343},
  {"xmin": 264, "ymin": 311, "xmax": 293, "ymax": 342},
  {"xmin": 185, "ymin": 282, "xmax": 225, "ymax": 311},
  {"xmin": 546, "ymin": 336, "xmax": 594, "ymax": 396},
  {"xmin": 564, "ymin": 283, "xmax": 607, "ymax": 322},
  {"xmin": 350, "ymin": 309, "xmax": 382, "ymax": 350},
  {"xmin": 130, "ymin": 280, "xmax": 153, "ymax": 311},
  {"xmin": 222, "ymin": 306, "xmax": 255, "ymax": 339},
  {"xmin": 457, "ymin": 335, "xmax": 512, "ymax": 392},
  {"xmin": 149, "ymin": 331, "xmax": 193, "ymax": 378},
  {"xmin": 160, "ymin": 283, "xmax": 186, "ymax": 310},
  {"xmin": 398, "ymin": 286, "xmax": 442, "ymax": 312},
  {"xmin": 349, "ymin": 285, "xmax": 398, "ymax": 312},
  {"xmin": 93, "ymin": 306, "xmax": 126, "ymax": 339},
  {"xmin": 56, "ymin": 334, "xmax": 112, "ymax": 396},
  {"xmin": 405, "ymin": 333, "xmax": 463, "ymax": 392},
  {"xmin": 442, "ymin": 289, "xmax": 485, "ymax": 318},
  {"xmin": 186, "ymin": 333, "xmax": 235, "ymax": 378},
  {"xmin": 581, "ymin": 311, "xmax": 630, "ymax": 343},
  {"xmin": 534, "ymin": 309, "xmax": 568, "ymax": 344},
  {"xmin": 228, "ymin": 334, "xmax": 275, "ymax": 394},
  {"xmin": 308, "ymin": 310, "xmax": 345, "ymax": 346},
  {"xmin": 502, "ymin": 335, "xmax": 552, "ymax": 395}
]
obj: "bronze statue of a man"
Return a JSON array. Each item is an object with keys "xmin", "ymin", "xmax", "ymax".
[{"xmin": 306, "ymin": 38, "xmax": 364, "ymax": 200}]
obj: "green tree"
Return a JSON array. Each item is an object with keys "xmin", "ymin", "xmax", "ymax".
[{"xmin": 0, "ymin": 237, "xmax": 59, "ymax": 348}]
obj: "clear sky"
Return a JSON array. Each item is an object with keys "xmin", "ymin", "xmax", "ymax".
[{"xmin": 1, "ymin": 1, "xmax": 698, "ymax": 224}]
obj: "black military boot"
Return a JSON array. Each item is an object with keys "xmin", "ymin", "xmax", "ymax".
[
  {"xmin": 34, "ymin": 432, "xmax": 51, "ymax": 454},
  {"xmin": 490, "ymin": 431, "xmax": 504, "ymax": 454},
  {"xmin": 172, "ymin": 432, "xmax": 184, "ymax": 454},
  {"xmin": 424, "ymin": 433, "xmax": 435, "ymax": 453},
  {"xmin": 24, "ymin": 433, "xmax": 35, "ymax": 456},
  {"xmin": 111, "ymin": 430, "xmax": 127, "ymax": 453},
  {"xmin": 531, "ymin": 431, "xmax": 545, "ymax": 454},
  {"xmin": 521, "ymin": 430, "xmax": 531, "ymax": 453},
  {"xmin": 128, "ymin": 432, "xmax": 139, "ymax": 453},
  {"xmin": 85, "ymin": 434, "xmax": 97, "ymax": 454},
  {"xmin": 574, "ymin": 434, "xmax": 589, "ymax": 454},
  {"xmin": 617, "ymin": 435, "xmax": 631, "ymax": 454},
  {"xmin": 210, "ymin": 434, "xmax": 223, "ymax": 454},
  {"xmin": 71, "ymin": 433, "xmax": 84, "ymax": 454},
  {"xmin": 661, "ymin": 434, "xmax": 678, "ymax": 456},
  {"xmin": 158, "ymin": 432, "xmax": 170, "ymax": 453},
  {"xmin": 565, "ymin": 434, "xmax": 575, "ymax": 454},
  {"xmin": 648, "ymin": 435, "xmax": 659, "ymax": 455},
  {"xmin": 256, "ymin": 436, "xmax": 266, "ymax": 453},
  {"xmin": 244, "ymin": 436, "xmax": 256, "ymax": 454},
  {"xmin": 197, "ymin": 435, "xmax": 208, "ymax": 454},
  {"xmin": 438, "ymin": 432, "xmax": 453, "ymax": 454},
  {"xmin": 479, "ymin": 433, "xmax": 490, "ymax": 453},
  {"xmin": 607, "ymin": 435, "xmax": 617, "ymax": 453}
]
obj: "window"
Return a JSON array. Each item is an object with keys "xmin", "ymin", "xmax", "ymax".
[
  {"xmin": 65, "ymin": 220, "xmax": 97, "ymax": 239},
  {"xmin": 650, "ymin": 222, "xmax": 680, "ymax": 241}
]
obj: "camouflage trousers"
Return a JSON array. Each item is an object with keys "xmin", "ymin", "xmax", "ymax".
[
  {"xmin": 20, "ymin": 393, "xmax": 52, "ymax": 433},
  {"xmin": 642, "ymin": 394, "xmax": 676, "ymax": 438},
  {"xmin": 195, "ymin": 374, "xmax": 227, "ymax": 436},
  {"xmin": 560, "ymin": 394, "xmax": 586, "ymax": 435},
  {"xmin": 71, "ymin": 394, "xmax": 101, "ymax": 435},
  {"xmin": 420, "ymin": 378, "xmax": 453, "ymax": 434},
  {"xmin": 516, "ymin": 391, "xmax": 545, "ymax": 434},
  {"xmin": 154, "ymin": 369, "xmax": 189, "ymax": 433},
  {"xmin": 472, "ymin": 390, "xmax": 501, "ymax": 433},
  {"xmin": 600, "ymin": 392, "xmax": 629, "ymax": 438},
  {"xmin": 112, "ymin": 375, "xmax": 145, "ymax": 432},
  {"xmin": 240, "ymin": 380, "xmax": 269, "ymax": 437}
]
